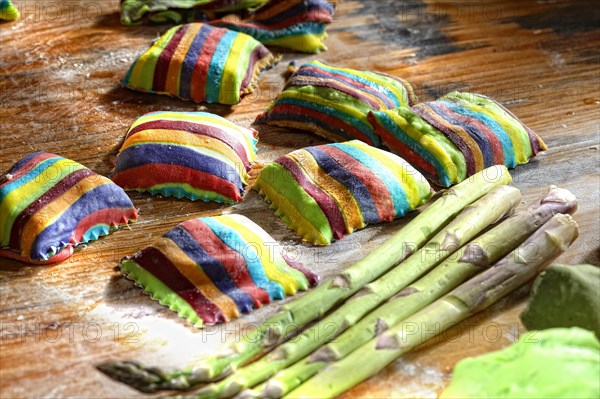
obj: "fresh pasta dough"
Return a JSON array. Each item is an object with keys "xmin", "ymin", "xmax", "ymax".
[
  {"xmin": 120, "ymin": 214, "xmax": 318, "ymax": 327},
  {"xmin": 112, "ymin": 111, "xmax": 258, "ymax": 203},
  {"xmin": 370, "ymin": 92, "xmax": 547, "ymax": 186},
  {"xmin": 212, "ymin": 0, "xmax": 334, "ymax": 53},
  {"xmin": 119, "ymin": 0, "xmax": 269, "ymax": 25},
  {"xmin": 254, "ymin": 140, "xmax": 432, "ymax": 245},
  {"xmin": 256, "ymin": 60, "xmax": 418, "ymax": 146},
  {"xmin": 123, "ymin": 23, "xmax": 278, "ymax": 104},
  {"xmin": 0, "ymin": 152, "xmax": 137, "ymax": 264}
]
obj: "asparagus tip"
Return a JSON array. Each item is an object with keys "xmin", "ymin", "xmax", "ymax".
[{"xmin": 96, "ymin": 361, "xmax": 175, "ymax": 393}]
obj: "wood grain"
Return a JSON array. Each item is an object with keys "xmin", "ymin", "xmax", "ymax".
[{"xmin": 1, "ymin": 1, "xmax": 599, "ymax": 397}]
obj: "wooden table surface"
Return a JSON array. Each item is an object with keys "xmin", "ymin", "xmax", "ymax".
[{"xmin": 1, "ymin": 1, "xmax": 599, "ymax": 397}]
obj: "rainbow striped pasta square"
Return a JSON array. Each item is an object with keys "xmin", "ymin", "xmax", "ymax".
[
  {"xmin": 111, "ymin": 111, "xmax": 258, "ymax": 203},
  {"xmin": 0, "ymin": 153, "xmax": 138, "ymax": 264},
  {"xmin": 120, "ymin": 0, "xmax": 269, "ymax": 25},
  {"xmin": 254, "ymin": 140, "xmax": 432, "ymax": 245},
  {"xmin": 212, "ymin": 0, "xmax": 335, "ymax": 53},
  {"xmin": 256, "ymin": 60, "xmax": 418, "ymax": 146},
  {"xmin": 370, "ymin": 92, "xmax": 547, "ymax": 187},
  {"xmin": 120, "ymin": 214, "xmax": 318, "ymax": 327},
  {"xmin": 119, "ymin": 0, "xmax": 334, "ymax": 53},
  {"xmin": 123, "ymin": 23, "xmax": 278, "ymax": 104}
]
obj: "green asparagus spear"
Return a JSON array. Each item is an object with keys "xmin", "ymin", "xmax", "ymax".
[
  {"xmin": 97, "ymin": 165, "xmax": 511, "ymax": 392},
  {"xmin": 192, "ymin": 185, "xmax": 522, "ymax": 398},
  {"xmin": 286, "ymin": 213, "xmax": 579, "ymax": 399},
  {"xmin": 256, "ymin": 186, "xmax": 578, "ymax": 398}
]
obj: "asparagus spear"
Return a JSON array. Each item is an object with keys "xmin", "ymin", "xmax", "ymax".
[
  {"xmin": 286, "ymin": 213, "xmax": 580, "ymax": 399},
  {"xmin": 97, "ymin": 165, "xmax": 511, "ymax": 392},
  {"xmin": 256, "ymin": 186, "xmax": 578, "ymax": 398},
  {"xmin": 192, "ymin": 185, "xmax": 522, "ymax": 398}
]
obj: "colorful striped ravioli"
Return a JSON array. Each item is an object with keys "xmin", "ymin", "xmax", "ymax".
[
  {"xmin": 120, "ymin": 0, "xmax": 334, "ymax": 53},
  {"xmin": 123, "ymin": 23, "xmax": 278, "ymax": 104},
  {"xmin": 0, "ymin": 0, "xmax": 19, "ymax": 20},
  {"xmin": 256, "ymin": 60, "xmax": 418, "ymax": 146},
  {"xmin": 120, "ymin": 0, "xmax": 269, "ymax": 25},
  {"xmin": 212, "ymin": 0, "xmax": 335, "ymax": 53},
  {"xmin": 120, "ymin": 214, "xmax": 318, "ymax": 327},
  {"xmin": 370, "ymin": 92, "xmax": 547, "ymax": 187},
  {"xmin": 254, "ymin": 140, "xmax": 432, "ymax": 245},
  {"xmin": 111, "ymin": 111, "xmax": 258, "ymax": 203},
  {"xmin": 0, "ymin": 153, "xmax": 138, "ymax": 264}
]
